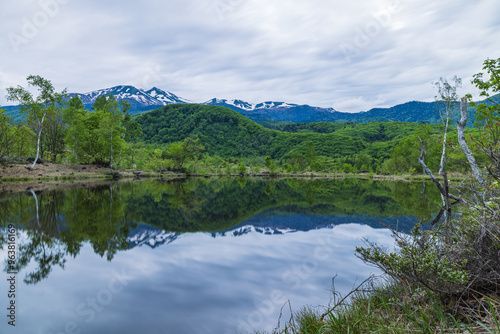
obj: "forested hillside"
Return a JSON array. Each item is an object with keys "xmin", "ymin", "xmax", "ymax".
[
  {"xmin": 136, "ymin": 104, "xmax": 425, "ymax": 157},
  {"xmin": 0, "ymin": 76, "xmax": 485, "ymax": 177},
  {"xmin": 135, "ymin": 103, "xmax": 476, "ymax": 174}
]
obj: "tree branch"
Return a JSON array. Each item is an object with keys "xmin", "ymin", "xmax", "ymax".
[
  {"xmin": 417, "ymin": 137, "xmax": 462, "ymax": 203},
  {"xmin": 457, "ymin": 98, "xmax": 485, "ymax": 185}
]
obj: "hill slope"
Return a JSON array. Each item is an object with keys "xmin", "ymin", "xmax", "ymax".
[{"xmin": 136, "ymin": 104, "xmax": 429, "ymax": 159}]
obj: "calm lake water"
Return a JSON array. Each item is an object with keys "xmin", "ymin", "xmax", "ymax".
[{"xmin": 0, "ymin": 178, "xmax": 441, "ymax": 334}]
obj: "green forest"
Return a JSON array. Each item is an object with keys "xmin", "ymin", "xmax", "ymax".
[
  {"xmin": 0, "ymin": 59, "xmax": 498, "ymax": 180},
  {"xmin": 0, "ymin": 76, "xmax": 486, "ymax": 177}
]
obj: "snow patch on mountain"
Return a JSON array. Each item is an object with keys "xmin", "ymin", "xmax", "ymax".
[
  {"xmin": 254, "ymin": 101, "xmax": 299, "ymax": 109},
  {"xmin": 128, "ymin": 226, "xmax": 180, "ymax": 249},
  {"xmin": 127, "ymin": 224, "xmax": 300, "ymax": 250},
  {"xmin": 203, "ymin": 99, "xmax": 302, "ymax": 111},
  {"xmin": 211, "ymin": 225, "xmax": 297, "ymax": 237},
  {"xmin": 203, "ymin": 98, "xmax": 256, "ymax": 110},
  {"xmin": 67, "ymin": 84, "xmax": 340, "ymax": 120},
  {"xmin": 70, "ymin": 85, "xmax": 190, "ymax": 108}
]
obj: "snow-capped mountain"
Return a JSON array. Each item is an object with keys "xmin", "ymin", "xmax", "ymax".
[
  {"xmin": 67, "ymin": 85, "xmax": 342, "ymax": 121},
  {"xmin": 203, "ymin": 97, "xmax": 342, "ymax": 123},
  {"xmin": 210, "ymin": 225, "xmax": 297, "ymax": 238},
  {"xmin": 68, "ymin": 85, "xmax": 191, "ymax": 114},
  {"xmin": 203, "ymin": 98, "xmax": 256, "ymax": 111},
  {"xmin": 127, "ymin": 225, "xmax": 180, "ymax": 249},
  {"xmin": 145, "ymin": 87, "xmax": 192, "ymax": 105},
  {"xmin": 127, "ymin": 223, "xmax": 299, "ymax": 250},
  {"xmin": 254, "ymin": 101, "xmax": 300, "ymax": 109},
  {"xmin": 202, "ymin": 98, "xmax": 301, "ymax": 111},
  {"xmin": 8, "ymin": 82, "xmax": 500, "ymax": 124}
]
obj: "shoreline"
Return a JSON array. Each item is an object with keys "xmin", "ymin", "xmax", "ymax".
[{"xmin": 0, "ymin": 162, "xmax": 467, "ymax": 193}]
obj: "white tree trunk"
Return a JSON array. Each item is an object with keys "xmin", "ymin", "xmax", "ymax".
[
  {"xmin": 438, "ymin": 117, "xmax": 449, "ymax": 175},
  {"xmin": 457, "ymin": 98, "xmax": 485, "ymax": 185},
  {"xmin": 30, "ymin": 111, "xmax": 46, "ymax": 170},
  {"xmin": 417, "ymin": 138, "xmax": 461, "ymax": 202},
  {"xmin": 30, "ymin": 188, "xmax": 40, "ymax": 229},
  {"xmin": 110, "ymin": 123, "xmax": 114, "ymax": 173}
]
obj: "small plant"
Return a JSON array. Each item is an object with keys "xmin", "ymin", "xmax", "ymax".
[
  {"xmin": 224, "ymin": 162, "xmax": 233, "ymax": 175},
  {"xmin": 356, "ymin": 223, "xmax": 468, "ymax": 295},
  {"xmin": 237, "ymin": 162, "xmax": 247, "ymax": 175}
]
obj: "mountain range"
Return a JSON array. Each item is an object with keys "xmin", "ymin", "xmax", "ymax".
[
  {"xmin": 127, "ymin": 211, "xmax": 418, "ymax": 250},
  {"xmin": 69, "ymin": 85, "xmax": 345, "ymax": 123},
  {"xmin": 4, "ymin": 84, "xmax": 499, "ymax": 124}
]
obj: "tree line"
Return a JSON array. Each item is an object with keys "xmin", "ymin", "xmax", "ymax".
[{"xmin": 0, "ymin": 72, "xmax": 492, "ymax": 178}]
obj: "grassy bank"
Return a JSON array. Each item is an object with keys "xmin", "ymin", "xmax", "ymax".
[
  {"xmin": 0, "ymin": 162, "xmax": 469, "ymax": 182},
  {"xmin": 261, "ymin": 281, "xmax": 500, "ymax": 334}
]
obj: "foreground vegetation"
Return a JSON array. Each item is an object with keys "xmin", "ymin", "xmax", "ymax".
[{"xmin": 257, "ymin": 58, "xmax": 500, "ymax": 334}]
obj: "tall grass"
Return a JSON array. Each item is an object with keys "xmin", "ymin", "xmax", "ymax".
[{"xmin": 259, "ymin": 283, "xmax": 499, "ymax": 334}]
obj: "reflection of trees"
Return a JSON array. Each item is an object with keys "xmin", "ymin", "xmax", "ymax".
[
  {"xmin": 0, "ymin": 178, "xmax": 444, "ymax": 284},
  {"xmin": 168, "ymin": 181, "xmax": 204, "ymax": 215},
  {"xmin": 1, "ymin": 183, "xmax": 135, "ymax": 284},
  {"xmin": 16, "ymin": 233, "xmax": 67, "ymax": 284},
  {"xmin": 128, "ymin": 178, "xmax": 443, "ymax": 233},
  {"xmin": 392, "ymin": 181, "xmax": 442, "ymax": 221}
]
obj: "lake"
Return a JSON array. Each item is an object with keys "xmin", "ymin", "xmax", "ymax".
[{"xmin": 0, "ymin": 178, "xmax": 441, "ymax": 333}]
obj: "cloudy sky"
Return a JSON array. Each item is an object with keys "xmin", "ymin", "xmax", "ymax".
[{"xmin": 0, "ymin": 0, "xmax": 498, "ymax": 112}]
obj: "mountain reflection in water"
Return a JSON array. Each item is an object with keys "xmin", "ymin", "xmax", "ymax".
[{"xmin": 0, "ymin": 178, "xmax": 442, "ymax": 334}]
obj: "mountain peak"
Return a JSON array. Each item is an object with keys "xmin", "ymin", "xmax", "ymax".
[
  {"xmin": 145, "ymin": 87, "xmax": 192, "ymax": 104},
  {"xmin": 68, "ymin": 85, "xmax": 342, "ymax": 121},
  {"xmin": 69, "ymin": 85, "xmax": 192, "ymax": 110},
  {"xmin": 203, "ymin": 98, "xmax": 255, "ymax": 110}
]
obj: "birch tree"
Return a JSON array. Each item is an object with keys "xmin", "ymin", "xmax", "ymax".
[
  {"xmin": 42, "ymin": 91, "xmax": 68, "ymax": 162},
  {"xmin": 466, "ymin": 57, "xmax": 500, "ymax": 184},
  {"xmin": 6, "ymin": 75, "xmax": 58, "ymax": 170},
  {"xmin": 63, "ymin": 95, "xmax": 88, "ymax": 164},
  {"xmin": 434, "ymin": 76, "xmax": 461, "ymax": 175},
  {"xmin": 94, "ymin": 95, "xmax": 125, "ymax": 172},
  {"xmin": 417, "ymin": 76, "xmax": 463, "ymax": 223}
]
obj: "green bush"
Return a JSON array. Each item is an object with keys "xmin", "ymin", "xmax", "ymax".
[
  {"xmin": 237, "ymin": 162, "xmax": 247, "ymax": 175},
  {"xmin": 356, "ymin": 223, "xmax": 468, "ymax": 295}
]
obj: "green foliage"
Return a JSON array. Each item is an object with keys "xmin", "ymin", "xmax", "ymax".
[
  {"xmin": 41, "ymin": 92, "xmax": 67, "ymax": 162},
  {"xmin": 237, "ymin": 162, "xmax": 247, "ymax": 175},
  {"xmin": 351, "ymin": 59, "xmax": 500, "ymax": 334},
  {"xmin": 267, "ymin": 121, "xmax": 342, "ymax": 133},
  {"xmin": 468, "ymin": 57, "xmax": 500, "ymax": 180},
  {"xmin": 0, "ymin": 76, "xmax": 484, "ymax": 177},
  {"xmin": 6, "ymin": 75, "xmax": 65, "ymax": 169},
  {"xmin": 63, "ymin": 95, "xmax": 88, "ymax": 163},
  {"xmin": 0, "ymin": 108, "xmax": 15, "ymax": 158},
  {"xmin": 166, "ymin": 137, "xmax": 204, "ymax": 169},
  {"xmin": 357, "ymin": 223, "xmax": 468, "ymax": 295},
  {"xmin": 136, "ymin": 104, "xmax": 368, "ymax": 159},
  {"xmin": 305, "ymin": 141, "xmax": 317, "ymax": 166},
  {"xmin": 224, "ymin": 162, "xmax": 233, "ymax": 175},
  {"xmin": 12, "ymin": 123, "xmax": 33, "ymax": 157}
]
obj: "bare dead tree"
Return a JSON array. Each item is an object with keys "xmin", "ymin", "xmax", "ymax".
[
  {"xmin": 434, "ymin": 76, "xmax": 461, "ymax": 176},
  {"xmin": 457, "ymin": 98, "xmax": 486, "ymax": 186},
  {"xmin": 417, "ymin": 136, "xmax": 461, "ymax": 223}
]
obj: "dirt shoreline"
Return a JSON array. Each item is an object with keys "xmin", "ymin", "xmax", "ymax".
[{"xmin": 0, "ymin": 162, "xmax": 466, "ymax": 194}]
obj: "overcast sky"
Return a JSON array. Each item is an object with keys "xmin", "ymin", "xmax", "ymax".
[{"xmin": 0, "ymin": 0, "xmax": 498, "ymax": 112}]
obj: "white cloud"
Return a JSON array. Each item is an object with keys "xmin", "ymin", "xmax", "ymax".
[{"xmin": 0, "ymin": 0, "xmax": 498, "ymax": 112}]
